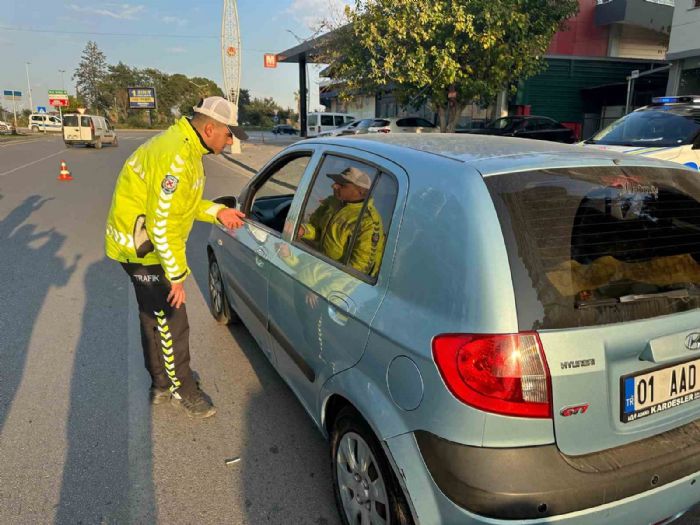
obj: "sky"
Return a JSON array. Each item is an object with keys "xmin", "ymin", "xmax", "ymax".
[{"xmin": 0, "ymin": 0, "xmax": 352, "ymax": 112}]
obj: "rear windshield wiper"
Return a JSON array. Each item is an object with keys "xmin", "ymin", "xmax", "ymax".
[{"xmin": 576, "ymin": 288, "xmax": 700, "ymax": 309}]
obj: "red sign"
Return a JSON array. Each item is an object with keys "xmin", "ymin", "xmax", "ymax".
[
  {"xmin": 264, "ymin": 54, "xmax": 277, "ymax": 68},
  {"xmin": 49, "ymin": 97, "xmax": 69, "ymax": 107}
]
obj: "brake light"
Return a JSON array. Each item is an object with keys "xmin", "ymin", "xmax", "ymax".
[{"xmin": 433, "ymin": 333, "xmax": 552, "ymax": 418}]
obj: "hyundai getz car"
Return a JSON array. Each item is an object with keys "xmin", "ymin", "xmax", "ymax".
[{"xmin": 207, "ymin": 134, "xmax": 700, "ymax": 525}]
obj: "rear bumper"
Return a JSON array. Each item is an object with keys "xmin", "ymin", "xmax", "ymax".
[{"xmin": 415, "ymin": 419, "xmax": 700, "ymax": 520}]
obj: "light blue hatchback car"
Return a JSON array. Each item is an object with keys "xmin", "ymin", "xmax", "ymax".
[{"xmin": 207, "ymin": 134, "xmax": 700, "ymax": 525}]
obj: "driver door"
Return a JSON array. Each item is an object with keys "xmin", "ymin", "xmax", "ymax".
[{"xmin": 216, "ymin": 150, "xmax": 317, "ymax": 359}]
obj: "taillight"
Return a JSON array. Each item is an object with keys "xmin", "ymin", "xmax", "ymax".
[
  {"xmin": 378, "ymin": 128, "xmax": 390, "ymax": 133},
  {"xmin": 433, "ymin": 333, "xmax": 552, "ymax": 418}
]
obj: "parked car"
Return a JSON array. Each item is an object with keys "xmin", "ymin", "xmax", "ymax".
[
  {"xmin": 455, "ymin": 119, "xmax": 487, "ymax": 132},
  {"xmin": 368, "ymin": 116, "xmax": 439, "ymax": 134},
  {"xmin": 62, "ymin": 114, "xmax": 118, "ymax": 148},
  {"xmin": 460, "ymin": 115, "xmax": 576, "ymax": 143},
  {"xmin": 207, "ymin": 133, "xmax": 700, "ymax": 525},
  {"xmin": 0, "ymin": 120, "xmax": 14, "ymax": 134},
  {"xmin": 318, "ymin": 118, "xmax": 375, "ymax": 137},
  {"xmin": 582, "ymin": 95, "xmax": 700, "ymax": 171},
  {"xmin": 272, "ymin": 124, "xmax": 298, "ymax": 135},
  {"xmin": 29, "ymin": 113, "xmax": 62, "ymax": 132},
  {"xmin": 307, "ymin": 112, "xmax": 355, "ymax": 137}
]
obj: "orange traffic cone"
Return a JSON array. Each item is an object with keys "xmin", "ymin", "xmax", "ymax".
[{"xmin": 58, "ymin": 160, "xmax": 73, "ymax": 181}]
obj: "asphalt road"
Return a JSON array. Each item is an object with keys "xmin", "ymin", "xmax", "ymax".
[{"xmin": 0, "ymin": 132, "xmax": 340, "ymax": 525}]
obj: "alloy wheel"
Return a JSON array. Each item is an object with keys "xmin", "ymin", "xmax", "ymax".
[{"xmin": 336, "ymin": 431, "xmax": 390, "ymax": 525}]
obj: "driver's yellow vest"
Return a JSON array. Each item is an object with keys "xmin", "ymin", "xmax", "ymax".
[{"xmin": 104, "ymin": 117, "xmax": 223, "ymax": 283}]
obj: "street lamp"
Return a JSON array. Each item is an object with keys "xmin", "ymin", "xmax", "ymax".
[{"xmin": 25, "ymin": 62, "xmax": 34, "ymax": 113}]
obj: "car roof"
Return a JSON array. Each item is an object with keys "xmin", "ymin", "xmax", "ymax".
[{"xmin": 298, "ymin": 134, "xmax": 686, "ymax": 176}]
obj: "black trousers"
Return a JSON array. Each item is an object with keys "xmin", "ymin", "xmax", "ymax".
[{"xmin": 121, "ymin": 263, "xmax": 197, "ymax": 398}]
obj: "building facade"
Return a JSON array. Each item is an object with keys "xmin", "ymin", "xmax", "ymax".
[{"xmin": 666, "ymin": 0, "xmax": 700, "ymax": 94}]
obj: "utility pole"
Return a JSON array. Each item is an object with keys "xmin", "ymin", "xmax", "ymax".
[
  {"xmin": 25, "ymin": 62, "xmax": 34, "ymax": 113},
  {"xmin": 58, "ymin": 69, "xmax": 66, "ymax": 122}
]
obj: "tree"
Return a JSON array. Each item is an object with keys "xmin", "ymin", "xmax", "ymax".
[
  {"xmin": 73, "ymin": 41, "xmax": 108, "ymax": 112},
  {"xmin": 319, "ymin": 0, "xmax": 579, "ymax": 131},
  {"xmin": 245, "ymin": 97, "xmax": 283, "ymax": 128}
]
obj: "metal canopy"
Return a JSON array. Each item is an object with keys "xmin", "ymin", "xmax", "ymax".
[{"xmin": 277, "ymin": 31, "xmax": 337, "ymax": 137}]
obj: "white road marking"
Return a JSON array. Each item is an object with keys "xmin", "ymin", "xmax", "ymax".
[
  {"xmin": 0, "ymin": 137, "xmax": 53, "ymax": 148},
  {"xmin": 0, "ymin": 149, "xmax": 66, "ymax": 177}
]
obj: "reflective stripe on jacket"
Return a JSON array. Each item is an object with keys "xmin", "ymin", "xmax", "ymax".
[{"xmin": 104, "ymin": 117, "xmax": 223, "ymax": 282}]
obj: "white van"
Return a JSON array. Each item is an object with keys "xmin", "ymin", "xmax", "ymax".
[
  {"xmin": 62, "ymin": 114, "xmax": 118, "ymax": 149},
  {"xmin": 306, "ymin": 112, "xmax": 355, "ymax": 137},
  {"xmin": 29, "ymin": 113, "xmax": 62, "ymax": 132}
]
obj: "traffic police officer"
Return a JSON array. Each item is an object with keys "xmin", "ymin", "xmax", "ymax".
[{"xmin": 105, "ymin": 96, "xmax": 247, "ymax": 418}]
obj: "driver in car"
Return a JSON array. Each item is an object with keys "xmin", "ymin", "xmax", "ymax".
[{"xmin": 297, "ymin": 166, "xmax": 384, "ymax": 277}]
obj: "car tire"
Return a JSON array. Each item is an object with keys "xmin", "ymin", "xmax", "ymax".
[
  {"xmin": 65, "ymin": 142, "xmax": 72, "ymax": 148},
  {"xmin": 94, "ymin": 138, "xmax": 102, "ymax": 149},
  {"xmin": 31, "ymin": 126, "xmax": 39, "ymax": 133},
  {"xmin": 208, "ymin": 255, "xmax": 239, "ymax": 325},
  {"xmin": 331, "ymin": 407, "xmax": 413, "ymax": 525}
]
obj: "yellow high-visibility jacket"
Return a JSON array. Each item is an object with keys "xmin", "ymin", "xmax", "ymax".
[{"xmin": 105, "ymin": 117, "xmax": 224, "ymax": 283}]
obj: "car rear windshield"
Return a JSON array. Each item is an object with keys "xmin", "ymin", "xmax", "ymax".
[
  {"xmin": 589, "ymin": 108, "xmax": 700, "ymax": 147},
  {"xmin": 486, "ymin": 166, "xmax": 700, "ymax": 329},
  {"xmin": 63, "ymin": 115, "xmax": 79, "ymax": 127}
]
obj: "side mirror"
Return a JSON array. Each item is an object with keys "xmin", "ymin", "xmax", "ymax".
[
  {"xmin": 693, "ymin": 136, "xmax": 700, "ymax": 150},
  {"xmin": 213, "ymin": 196, "xmax": 238, "ymax": 208}
]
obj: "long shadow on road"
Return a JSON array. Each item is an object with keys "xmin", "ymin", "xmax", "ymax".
[
  {"xmin": 0, "ymin": 195, "xmax": 78, "ymax": 434},
  {"xmin": 189, "ymin": 222, "xmax": 339, "ymax": 524},
  {"xmin": 55, "ymin": 258, "xmax": 156, "ymax": 524}
]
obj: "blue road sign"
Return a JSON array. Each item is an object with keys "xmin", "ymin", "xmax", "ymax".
[
  {"xmin": 37, "ymin": 106, "xmax": 47, "ymax": 113},
  {"xmin": 3, "ymin": 90, "xmax": 22, "ymax": 97}
]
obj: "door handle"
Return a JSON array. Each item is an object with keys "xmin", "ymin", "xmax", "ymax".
[
  {"xmin": 328, "ymin": 291, "xmax": 356, "ymax": 314},
  {"xmin": 255, "ymin": 247, "xmax": 267, "ymax": 268},
  {"xmin": 327, "ymin": 304, "xmax": 349, "ymax": 326}
]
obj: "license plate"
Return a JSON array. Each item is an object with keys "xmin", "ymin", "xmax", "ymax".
[{"xmin": 621, "ymin": 358, "xmax": 700, "ymax": 422}]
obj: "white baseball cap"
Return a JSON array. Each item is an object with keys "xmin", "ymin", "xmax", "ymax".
[{"xmin": 193, "ymin": 96, "xmax": 248, "ymax": 140}]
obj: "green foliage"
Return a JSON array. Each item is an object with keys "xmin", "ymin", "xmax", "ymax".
[
  {"xmin": 245, "ymin": 97, "xmax": 285, "ymax": 128},
  {"xmin": 68, "ymin": 40, "xmax": 293, "ymax": 129},
  {"xmin": 73, "ymin": 41, "xmax": 108, "ymax": 112},
  {"xmin": 321, "ymin": 0, "xmax": 579, "ymax": 131}
]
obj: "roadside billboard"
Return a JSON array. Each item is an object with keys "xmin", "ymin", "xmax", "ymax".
[
  {"xmin": 127, "ymin": 87, "xmax": 157, "ymax": 109},
  {"xmin": 48, "ymin": 89, "xmax": 69, "ymax": 107}
]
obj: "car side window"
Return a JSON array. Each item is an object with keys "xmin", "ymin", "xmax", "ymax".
[
  {"xmin": 334, "ymin": 116, "xmax": 344, "ymax": 126},
  {"xmin": 415, "ymin": 118, "xmax": 435, "ymax": 127},
  {"xmin": 248, "ymin": 153, "xmax": 312, "ymax": 234},
  {"xmin": 296, "ymin": 154, "xmax": 397, "ymax": 281},
  {"xmin": 321, "ymin": 115, "xmax": 334, "ymax": 126}
]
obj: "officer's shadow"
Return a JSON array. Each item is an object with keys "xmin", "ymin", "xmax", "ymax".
[{"xmin": 0, "ymin": 195, "xmax": 78, "ymax": 434}]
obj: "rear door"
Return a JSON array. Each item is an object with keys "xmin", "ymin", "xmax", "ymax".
[
  {"xmin": 485, "ymin": 164, "xmax": 700, "ymax": 455},
  {"xmin": 62, "ymin": 115, "xmax": 81, "ymax": 141},
  {"xmin": 266, "ymin": 147, "xmax": 405, "ymax": 419}
]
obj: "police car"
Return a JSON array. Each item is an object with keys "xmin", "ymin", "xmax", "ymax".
[{"xmin": 583, "ymin": 96, "xmax": 700, "ymax": 170}]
